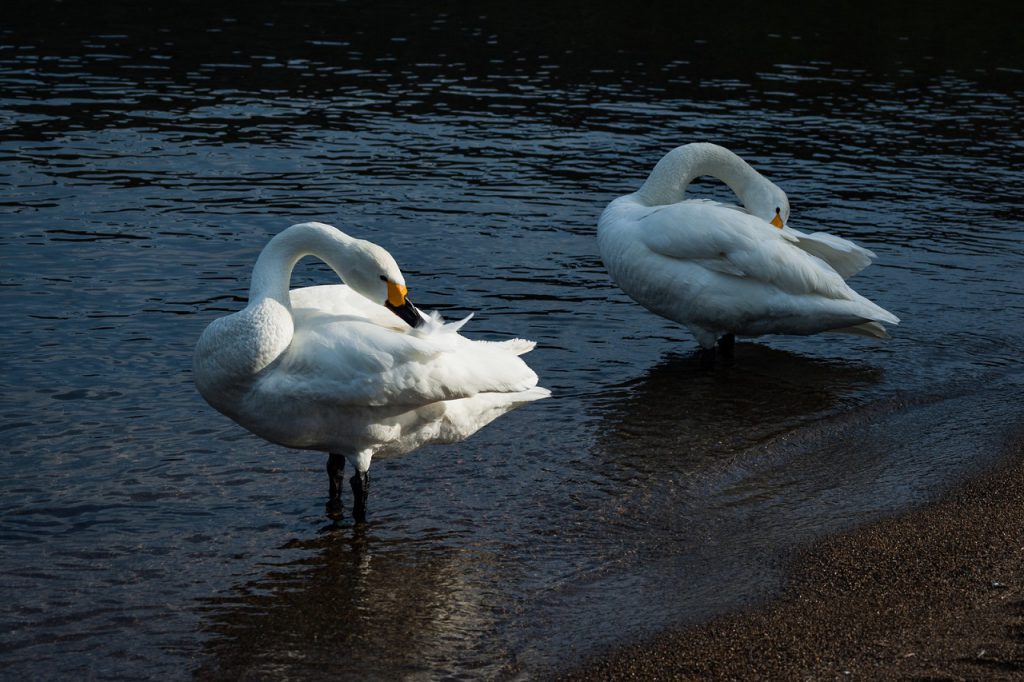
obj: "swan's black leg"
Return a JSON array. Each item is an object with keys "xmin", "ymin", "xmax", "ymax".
[
  {"xmin": 718, "ymin": 333, "xmax": 735, "ymax": 363},
  {"xmin": 350, "ymin": 471, "xmax": 370, "ymax": 524},
  {"xmin": 326, "ymin": 453, "xmax": 345, "ymax": 517},
  {"xmin": 698, "ymin": 345, "xmax": 717, "ymax": 369}
]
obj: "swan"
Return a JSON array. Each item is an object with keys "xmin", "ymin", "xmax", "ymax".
[
  {"xmin": 193, "ymin": 222, "xmax": 549, "ymax": 522},
  {"xmin": 597, "ymin": 143, "xmax": 899, "ymax": 364}
]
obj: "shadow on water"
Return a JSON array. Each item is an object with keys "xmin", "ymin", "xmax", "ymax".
[
  {"xmin": 583, "ymin": 346, "xmax": 1024, "ymax": 549},
  {"xmin": 195, "ymin": 527, "xmax": 511, "ymax": 681},
  {"xmin": 591, "ymin": 344, "xmax": 883, "ymax": 478}
]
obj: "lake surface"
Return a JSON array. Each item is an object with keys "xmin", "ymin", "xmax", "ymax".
[{"xmin": 2, "ymin": 2, "xmax": 1023, "ymax": 679}]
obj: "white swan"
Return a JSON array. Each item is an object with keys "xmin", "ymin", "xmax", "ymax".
[
  {"xmin": 598, "ymin": 143, "xmax": 899, "ymax": 364},
  {"xmin": 193, "ymin": 222, "xmax": 549, "ymax": 522}
]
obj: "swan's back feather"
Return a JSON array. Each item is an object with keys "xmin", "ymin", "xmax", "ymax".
[
  {"xmin": 630, "ymin": 200, "xmax": 852, "ymax": 300},
  {"xmin": 263, "ymin": 285, "xmax": 540, "ymax": 409}
]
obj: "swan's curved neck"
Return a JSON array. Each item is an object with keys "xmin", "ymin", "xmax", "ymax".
[
  {"xmin": 635, "ymin": 143, "xmax": 766, "ymax": 208},
  {"xmin": 249, "ymin": 222, "xmax": 355, "ymax": 306}
]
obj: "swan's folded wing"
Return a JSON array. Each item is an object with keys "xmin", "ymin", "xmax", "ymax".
[
  {"xmin": 638, "ymin": 203, "xmax": 853, "ymax": 300},
  {"xmin": 257, "ymin": 313, "xmax": 539, "ymax": 408},
  {"xmin": 782, "ymin": 226, "xmax": 876, "ymax": 279}
]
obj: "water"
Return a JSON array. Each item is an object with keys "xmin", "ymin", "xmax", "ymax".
[{"xmin": 2, "ymin": 2, "xmax": 1023, "ymax": 679}]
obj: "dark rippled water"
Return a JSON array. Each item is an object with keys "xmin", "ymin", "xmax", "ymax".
[{"xmin": 2, "ymin": 2, "xmax": 1023, "ymax": 679}]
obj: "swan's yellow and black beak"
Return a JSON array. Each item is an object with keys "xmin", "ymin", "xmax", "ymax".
[
  {"xmin": 384, "ymin": 280, "xmax": 424, "ymax": 328},
  {"xmin": 770, "ymin": 208, "xmax": 785, "ymax": 229}
]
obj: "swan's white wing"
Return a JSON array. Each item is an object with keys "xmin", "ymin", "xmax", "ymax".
[
  {"xmin": 642, "ymin": 198, "xmax": 877, "ymax": 279},
  {"xmin": 637, "ymin": 202, "xmax": 853, "ymax": 300},
  {"xmin": 254, "ymin": 285, "xmax": 540, "ymax": 408}
]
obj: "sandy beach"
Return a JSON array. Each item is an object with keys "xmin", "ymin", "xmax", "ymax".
[{"xmin": 559, "ymin": 429, "xmax": 1024, "ymax": 681}]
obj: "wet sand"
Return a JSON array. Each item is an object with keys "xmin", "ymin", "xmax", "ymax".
[{"xmin": 559, "ymin": 430, "xmax": 1024, "ymax": 681}]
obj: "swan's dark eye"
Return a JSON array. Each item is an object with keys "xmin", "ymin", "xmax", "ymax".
[{"xmin": 379, "ymin": 275, "xmax": 388, "ymax": 281}]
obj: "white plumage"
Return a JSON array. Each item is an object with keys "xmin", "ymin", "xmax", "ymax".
[
  {"xmin": 598, "ymin": 143, "xmax": 899, "ymax": 356},
  {"xmin": 194, "ymin": 221, "xmax": 548, "ymax": 520}
]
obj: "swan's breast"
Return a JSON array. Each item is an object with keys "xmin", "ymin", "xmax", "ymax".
[{"xmin": 193, "ymin": 298, "xmax": 293, "ymax": 411}]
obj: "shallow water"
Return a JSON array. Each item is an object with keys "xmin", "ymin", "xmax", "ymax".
[{"xmin": 2, "ymin": 2, "xmax": 1023, "ymax": 679}]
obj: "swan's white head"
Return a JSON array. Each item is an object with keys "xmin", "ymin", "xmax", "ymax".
[
  {"xmin": 742, "ymin": 177, "xmax": 790, "ymax": 228},
  {"xmin": 337, "ymin": 237, "xmax": 424, "ymax": 327}
]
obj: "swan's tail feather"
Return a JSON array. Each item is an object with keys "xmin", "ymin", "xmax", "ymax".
[
  {"xmin": 491, "ymin": 338, "xmax": 537, "ymax": 355},
  {"xmin": 829, "ymin": 321, "xmax": 891, "ymax": 339},
  {"xmin": 870, "ymin": 305, "xmax": 900, "ymax": 326},
  {"xmin": 516, "ymin": 386, "xmax": 552, "ymax": 401},
  {"xmin": 847, "ymin": 290, "xmax": 900, "ymax": 327}
]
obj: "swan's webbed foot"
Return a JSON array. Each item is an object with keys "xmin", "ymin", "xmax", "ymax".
[
  {"xmin": 350, "ymin": 470, "xmax": 370, "ymax": 524},
  {"xmin": 717, "ymin": 333, "xmax": 735, "ymax": 364},
  {"xmin": 698, "ymin": 345, "xmax": 717, "ymax": 369},
  {"xmin": 326, "ymin": 452, "xmax": 345, "ymax": 519}
]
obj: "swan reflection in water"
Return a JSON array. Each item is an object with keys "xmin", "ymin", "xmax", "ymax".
[
  {"xmin": 194, "ymin": 222, "xmax": 549, "ymax": 522},
  {"xmin": 590, "ymin": 344, "xmax": 884, "ymax": 479},
  {"xmin": 195, "ymin": 529, "xmax": 509, "ymax": 679}
]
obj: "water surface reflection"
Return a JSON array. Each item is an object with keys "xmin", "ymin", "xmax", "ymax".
[
  {"xmin": 197, "ymin": 529, "xmax": 507, "ymax": 680},
  {"xmin": 592, "ymin": 345, "xmax": 883, "ymax": 478}
]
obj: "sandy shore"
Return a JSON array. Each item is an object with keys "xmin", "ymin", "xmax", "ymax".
[{"xmin": 558, "ymin": 430, "xmax": 1024, "ymax": 681}]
